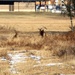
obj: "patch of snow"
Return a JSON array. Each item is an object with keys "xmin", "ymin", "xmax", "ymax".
[
  {"xmin": 46, "ymin": 63, "xmax": 63, "ymax": 66},
  {"xmin": 30, "ymin": 55, "xmax": 41, "ymax": 60},
  {"xmin": 60, "ymin": 74, "xmax": 65, "ymax": 75},
  {"xmin": 8, "ymin": 52, "xmax": 42, "ymax": 74},
  {"xmin": 10, "ymin": 65, "xmax": 18, "ymax": 74},
  {"xmin": 8, "ymin": 52, "xmax": 29, "ymax": 74},
  {"xmin": 33, "ymin": 63, "xmax": 63, "ymax": 67},
  {"xmin": 8, "ymin": 53, "xmax": 28, "ymax": 64},
  {"xmin": 1, "ymin": 57, "xmax": 7, "ymax": 61},
  {"xmin": 7, "ymin": 51, "xmax": 64, "ymax": 74},
  {"xmin": 8, "ymin": 54, "xmax": 13, "ymax": 57}
]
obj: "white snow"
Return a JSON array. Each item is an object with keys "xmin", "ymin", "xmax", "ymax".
[
  {"xmin": 46, "ymin": 63, "xmax": 63, "ymax": 66},
  {"xmin": 8, "ymin": 52, "xmax": 41, "ymax": 74},
  {"xmin": 30, "ymin": 55, "xmax": 41, "ymax": 60},
  {"xmin": 6, "ymin": 50, "xmax": 65, "ymax": 74},
  {"xmin": 0, "ymin": 50, "xmax": 74, "ymax": 75},
  {"xmin": 8, "ymin": 53, "xmax": 28, "ymax": 64},
  {"xmin": 1, "ymin": 57, "xmax": 7, "ymax": 61},
  {"xmin": 10, "ymin": 65, "xmax": 17, "ymax": 74},
  {"xmin": 33, "ymin": 63, "xmax": 63, "ymax": 67},
  {"xmin": 8, "ymin": 52, "xmax": 29, "ymax": 74}
]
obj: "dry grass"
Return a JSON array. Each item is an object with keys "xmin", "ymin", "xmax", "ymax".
[
  {"xmin": 0, "ymin": 60, "xmax": 10, "ymax": 75},
  {"xmin": 0, "ymin": 12, "xmax": 75, "ymax": 75},
  {"xmin": 0, "ymin": 30, "xmax": 75, "ymax": 58},
  {"xmin": 0, "ymin": 49, "xmax": 7, "ymax": 57},
  {"xmin": 13, "ymin": 61, "xmax": 75, "ymax": 75},
  {"xmin": 0, "ymin": 12, "xmax": 75, "ymax": 32}
]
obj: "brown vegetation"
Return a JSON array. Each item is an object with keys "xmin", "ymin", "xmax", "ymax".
[
  {"xmin": 0, "ymin": 29, "xmax": 75, "ymax": 58},
  {"xmin": 0, "ymin": 12, "xmax": 75, "ymax": 75}
]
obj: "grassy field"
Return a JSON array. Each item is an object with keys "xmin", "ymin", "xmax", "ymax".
[
  {"xmin": 0, "ymin": 12, "xmax": 75, "ymax": 32},
  {"xmin": 0, "ymin": 12, "xmax": 75, "ymax": 75}
]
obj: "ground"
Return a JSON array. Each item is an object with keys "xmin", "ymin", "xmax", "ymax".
[{"xmin": 0, "ymin": 12, "xmax": 75, "ymax": 75}]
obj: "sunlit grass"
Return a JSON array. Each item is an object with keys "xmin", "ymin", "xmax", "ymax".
[{"xmin": 0, "ymin": 12, "xmax": 63, "ymax": 19}]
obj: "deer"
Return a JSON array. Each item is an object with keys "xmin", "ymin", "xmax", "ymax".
[
  {"xmin": 38, "ymin": 26, "xmax": 47, "ymax": 37},
  {"xmin": 12, "ymin": 29, "xmax": 18, "ymax": 39}
]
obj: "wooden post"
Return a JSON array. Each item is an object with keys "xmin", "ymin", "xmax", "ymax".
[
  {"xmin": 12, "ymin": 4, "xmax": 14, "ymax": 11},
  {"xmin": 9, "ymin": 3, "xmax": 14, "ymax": 11},
  {"xmin": 35, "ymin": 2, "xmax": 36, "ymax": 12},
  {"xmin": 9, "ymin": 5, "xmax": 11, "ymax": 11}
]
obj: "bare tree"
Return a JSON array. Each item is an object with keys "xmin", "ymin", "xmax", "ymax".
[
  {"xmin": 72, "ymin": 0, "xmax": 75, "ymax": 14},
  {"xmin": 68, "ymin": 0, "xmax": 74, "ymax": 31},
  {"xmin": 62, "ymin": 0, "xmax": 74, "ymax": 31}
]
